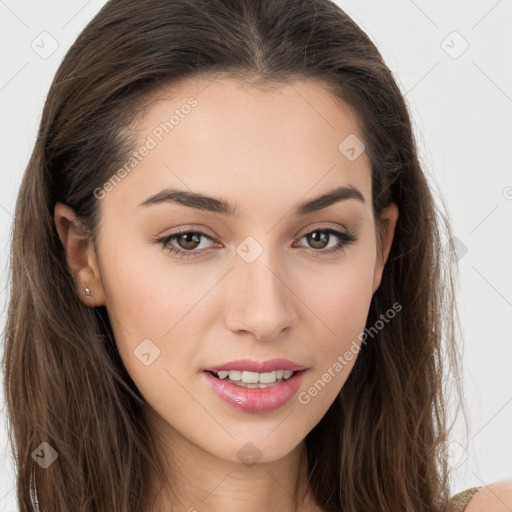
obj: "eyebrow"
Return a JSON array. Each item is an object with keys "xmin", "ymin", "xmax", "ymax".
[{"xmin": 137, "ymin": 184, "xmax": 365, "ymax": 216}]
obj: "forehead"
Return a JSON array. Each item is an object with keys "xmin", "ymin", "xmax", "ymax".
[{"xmin": 104, "ymin": 76, "xmax": 373, "ymax": 220}]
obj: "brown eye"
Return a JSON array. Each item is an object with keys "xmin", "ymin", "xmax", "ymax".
[
  {"xmin": 175, "ymin": 232, "xmax": 202, "ymax": 250},
  {"xmin": 157, "ymin": 230, "xmax": 216, "ymax": 258},
  {"xmin": 305, "ymin": 230, "xmax": 331, "ymax": 250},
  {"xmin": 295, "ymin": 227, "xmax": 357, "ymax": 256}
]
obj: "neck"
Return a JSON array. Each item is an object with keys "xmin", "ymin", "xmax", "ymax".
[{"xmin": 143, "ymin": 410, "xmax": 322, "ymax": 512}]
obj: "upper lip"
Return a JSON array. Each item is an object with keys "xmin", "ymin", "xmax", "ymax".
[{"xmin": 203, "ymin": 358, "xmax": 307, "ymax": 373}]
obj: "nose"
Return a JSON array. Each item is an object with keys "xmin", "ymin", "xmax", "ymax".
[{"xmin": 223, "ymin": 249, "xmax": 296, "ymax": 342}]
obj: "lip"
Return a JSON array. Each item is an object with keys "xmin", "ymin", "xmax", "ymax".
[
  {"xmin": 202, "ymin": 369, "xmax": 307, "ymax": 413},
  {"xmin": 202, "ymin": 358, "xmax": 307, "ymax": 373}
]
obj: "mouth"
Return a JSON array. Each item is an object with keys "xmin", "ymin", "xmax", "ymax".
[
  {"xmin": 202, "ymin": 368, "xmax": 308, "ymax": 413},
  {"xmin": 205, "ymin": 369, "xmax": 304, "ymax": 388}
]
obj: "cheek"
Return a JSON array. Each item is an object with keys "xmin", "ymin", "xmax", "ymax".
[
  {"xmin": 100, "ymin": 237, "xmax": 203, "ymax": 334},
  {"xmin": 297, "ymin": 251, "xmax": 375, "ymax": 340},
  {"xmin": 101, "ymin": 265, "xmax": 202, "ymax": 416},
  {"xmin": 292, "ymin": 250, "xmax": 375, "ymax": 398},
  {"xmin": 294, "ymin": 271, "xmax": 373, "ymax": 419},
  {"xmin": 97, "ymin": 244, "xmax": 206, "ymax": 389}
]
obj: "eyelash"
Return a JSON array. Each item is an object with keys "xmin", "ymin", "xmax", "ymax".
[{"xmin": 155, "ymin": 225, "xmax": 358, "ymax": 259}]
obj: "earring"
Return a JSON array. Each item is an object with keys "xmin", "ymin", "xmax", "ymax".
[{"xmin": 84, "ymin": 287, "xmax": 91, "ymax": 296}]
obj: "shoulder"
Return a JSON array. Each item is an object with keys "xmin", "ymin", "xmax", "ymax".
[{"xmin": 465, "ymin": 479, "xmax": 512, "ymax": 512}]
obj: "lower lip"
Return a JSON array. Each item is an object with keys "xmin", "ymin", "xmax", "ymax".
[{"xmin": 202, "ymin": 370, "xmax": 307, "ymax": 413}]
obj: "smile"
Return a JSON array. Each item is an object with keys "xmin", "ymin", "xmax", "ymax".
[
  {"xmin": 211, "ymin": 369, "xmax": 296, "ymax": 386},
  {"xmin": 202, "ymin": 369, "xmax": 307, "ymax": 413}
]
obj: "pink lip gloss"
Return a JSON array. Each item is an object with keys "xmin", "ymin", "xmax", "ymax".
[{"xmin": 202, "ymin": 370, "xmax": 307, "ymax": 413}]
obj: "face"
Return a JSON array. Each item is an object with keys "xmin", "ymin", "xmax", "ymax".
[{"xmin": 58, "ymin": 77, "xmax": 398, "ymax": 465}]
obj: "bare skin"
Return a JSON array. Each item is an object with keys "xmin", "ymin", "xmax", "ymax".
[
  {"xmin": 465, "ymin": 480, "xmax": 512, "ymax": 512},
  {"xmin": 55, "ymin": 77, "xmax": 399, "ymax": 512}
]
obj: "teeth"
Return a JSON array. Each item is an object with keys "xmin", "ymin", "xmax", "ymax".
[
  {"xmin": 258, "ymin": 372, "xmax": 277, "ymax": 384},
  {"xmin": 214, "ymin": 369, "xmax": 296, "ymax": 383},
  {"xmin": 240, "ymin": 371, "xmax": 260, "ymax": 383},
  {"xmin": 228, "ymin": 370, "xmax": 242, "ymax": 381}
]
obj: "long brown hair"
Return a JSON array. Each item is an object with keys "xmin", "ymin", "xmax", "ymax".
[{"xmin": 2, "ymin": 0, "xmax": 465, "ymax": 510}]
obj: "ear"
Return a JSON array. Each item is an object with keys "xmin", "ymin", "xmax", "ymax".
[
  {"xmin": 54, "ymin": 202, "xmax": 106, "ymax": 306},
  {"xmin": 372, "ymin": 202, "xmax": 399, "ymax": 295}
]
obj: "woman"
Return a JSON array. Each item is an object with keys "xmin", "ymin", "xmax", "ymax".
[{"xmin": 2, "ymin": 0, "xmax": 511, "ymax": 510}]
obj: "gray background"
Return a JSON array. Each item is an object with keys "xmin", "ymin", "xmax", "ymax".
[{"xmin": 1, "ymin": 0, "xmax": 511, "ymax": 509}]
